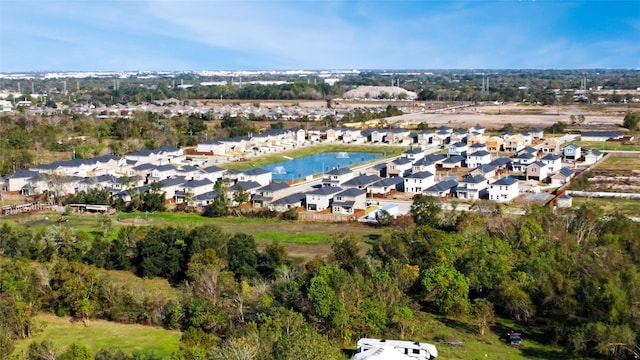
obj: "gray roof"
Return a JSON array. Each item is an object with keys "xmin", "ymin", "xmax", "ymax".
[
  {"xmin": 232, "ymin": 181, "xmax": 262, "ymax": 191},
  {"xmin": 160, "ymin": 177, "xmax": 187, "ymax": 187},
  {"xmin": 515, "ymin": 152, "xmax": 536, "ymax": 160},
  {"xmin": 490, "ymin": 157, "xmax": 511, "ymax": 167},
  {"xmin": 194, "ymin": 190, "xmax": 217, "ymax": 201},
  {"xmin": 556, "ymin": 167, "xmax": 575, "ymax": 177},
  {"xmin": 9, "ymin": 169, "xmax": 39, "ymax": 179},
  {"xmin": 257, "ymin": 182, "xmax": 289, "ymax": 192},
  {"xmin": 492, "ymin": 176, "xmax": 518, "ymax": 186},
  {"xmin": 342, "ymin": 174, "xmax": 381, "ymax": 187},
  {"xmin": 469, "ymin": 150, "xmax": 490, "ymax": 157},
  {"xmin": 243, "ymin": 167, "xmax": 271, "ymax": 176},
  {"xmin": 542, "ymin": 153, "xmax": 561, "ymax": 161},
  {"xmin": 325, "ymin": 167, "xmax": 353, "ymax": 176},
  {"xmin": 202, "ymin": 165, "xmax": 225, "ymax": 173},
  {"xmin": 461, "ymin": 174, "xmax": 487, "ymax": 184},
  {"xmin": 272, "ymin": 192, "xmax": 306, "ymax": 205},
  {"xmin": 336, "ymin": 188, "xmax": 366, "ymax": 198},
  {"xmin": 475, "ymin": 163, "xmax": 498, "ymax": 173},
  {"xmin": 443, "ymin": 155, "xmax": 465, "ymax": 164},
  {"xmin": 424, "ymin": 179, "xmax": 458, "ymax": 193},
  {"xmin": 581, "ymin": 131, "xmax": 622, "ymax": 138},
  {"xmin": 308, "ymin": 186, "xmax": 343, "ymax": 196},
  {"xmin": 406, "ymin": 171, "xmax": 434, "ymax": 179},
  {"xmin": 424, "ymin": 154, "xmax": 447, "ymax": 163},
  {"xmin": 371, "ymin": 177, "xmax": 404, "ymax": 187},
  {"xmin": 404, "ymin": 148, "xmax": 424, "ymax": 155},
  {"xmin": 392, "ymin": 157, "xmax": 413, "ymax": 165},
  {"xmin": 182, "ymin": 178, "xmax": 214, "ymax": 188}
]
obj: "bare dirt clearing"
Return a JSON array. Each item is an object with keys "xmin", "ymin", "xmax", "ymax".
[{"xmin": 389, "ymin": 104, "xmax": 628, "ymax": 130}]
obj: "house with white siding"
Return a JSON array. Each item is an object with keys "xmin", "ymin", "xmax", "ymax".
[
  {"xmin": 488, "ymin": 176, "xmax": 519, "ymax": 202},
  {"xmin": 448, "ymin": 142, "xmax": 467, "ymax": 157},
  {"xmin": 423, "ymin": 179, "xmax": 458, "ymax": 198},
  {"xmin": 332, "ymin": 188, "xmax": 367, "ymax": 214},
  {"xmin": 239, "ymin": 168, "xmax": 272, "ymax": 186},
  {"xmin": 196, "ymin": 140, "xmax": 226, "ymax": 154},
  {"xmin": 583, "ymin": 149, "xmax": 604, "ymax": 164},
  {"xmin": 387, "ymin": 158, "xmax": 413, "ymax": 177},
  {"xmin": 563, "ymin": 144, "xmax": 581, "ymax": 160},
  {"xmin": 466, "ymin": 150, "xmax": 492, "ymax": 169},
  {"xmin": 322, "ymin": 167, "xmax": 355, "ymax": 187},
  {"xmin": 252, "ymin": 182, "xmax": 290, "ymax": 208},
  {"xmin": 369, "ymin": 177, "xmax": 404, "ymax": 195},
  {"xmin": 306, "ymin": 186, "xmax": 343, "ymax": 211},
  {"xmin": 403, "ymin": 148, "xmax": 425, "ymax": 162},
  {"xmin": 550, "ymin": 167, "xmax": 575, "ymax": 186},
  {"xmin": 403, "ymin": 171, "xmax": 435, "ymax": 194},
  {"xmin": 540, "ymin": 153, "xmax": 562, "ymax": 173},
  {"xmin": 456, "ymin": 174, "xmax": 488, "ymax": 200}
]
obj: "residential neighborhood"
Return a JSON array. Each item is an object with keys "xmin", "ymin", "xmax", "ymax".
[{"xmin": 1, "ymin": 121, "xmax": 613, "ymax": 219}]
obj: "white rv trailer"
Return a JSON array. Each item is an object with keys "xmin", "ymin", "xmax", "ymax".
[{"xmin": 353, "ymin": 338, "xmax": 438, "ymax": 360}]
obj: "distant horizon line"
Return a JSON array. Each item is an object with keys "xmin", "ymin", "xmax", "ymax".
[{"xmin": 2, "ymin": 67, "xmax": 640, "ymax": 75}]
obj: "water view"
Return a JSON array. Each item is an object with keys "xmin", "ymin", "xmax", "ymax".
[{"xmin": 262, "ymin": 152, "xmax": 383, "ymax": 181}]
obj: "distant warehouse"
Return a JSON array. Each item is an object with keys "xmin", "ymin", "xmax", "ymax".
[{"xmin": 580, "ymin": 131, "xmax": 623, "ymax": 142}]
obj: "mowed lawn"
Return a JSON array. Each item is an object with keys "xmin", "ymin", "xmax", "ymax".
[
  {"xmin": 593, "ymin": 154, "xmax": 640, "ymax": 170},
  {"xmin": 12, "ymin": 313, "xmax": 181, "ymax": 358},
  {"xmin": 574, "ymin": 141, "xmax": 640, "ymax": 152}
]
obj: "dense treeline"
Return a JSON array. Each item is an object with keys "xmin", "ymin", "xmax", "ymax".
[{"xmin": 2, "ymin": 198, "xmax": 640, "ymax": 358}]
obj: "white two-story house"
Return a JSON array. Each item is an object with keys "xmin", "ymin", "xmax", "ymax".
[{"xmin": 488, "ymin": 176, "xmax": 519, "ymax": 202}]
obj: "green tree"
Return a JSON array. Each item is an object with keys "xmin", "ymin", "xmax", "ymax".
[
  {"xmin": 410, "ymin": 195, "xmax": 441, "ymax": 228},
  {"xmin": 203, "ymin": 181, "xmax": 230, "ymax": 217},
  {"xmin": 27, "ymin": 340, "xmax": 57, "ymax": 360},
  {"xmin": 622, "ymin": 112, "xmax": 640, "ymax": 130},
  {"xmin": 421, "ymin": 265, "xmax": 470, "ymax": 315},
  {"xmin": 227, "ymin": 233, "xmax": 259, "ymax": 280},
  {"xmin": 140, "ymin": 182, "xmax": 166, "ymax": 212},
  {"xmin": 58, "ymin": 343, "xmax": 93, "ymax": 360},
  {"xmin": 329, "ymin": 233, "xmax": 365, "ymax": 274}
]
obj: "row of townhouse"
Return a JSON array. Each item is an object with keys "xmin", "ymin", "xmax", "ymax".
[
  {"xmin": 193, "ymin": 124, "xmax": 539, "ymax": 153},
  {"xmin": 196, "ymin": 128, "xmax": 306, "ymax": 154}
]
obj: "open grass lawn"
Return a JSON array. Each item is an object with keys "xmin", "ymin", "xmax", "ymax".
[
  {"xmin": 571, "ymin": 197, "xmax": 640, "ymax": 217},
  {"xmin": 574, "ymin": 140, "xmax": 640, "ymax": 151},
  {"xmin": 221, "ymin": 144, "xmax": 405, "ymax": 170},
  {"xmin": 12, "ymin": 313, "xmax": 181, "ymax": 359},
  {"xmin": 593, "ymin": 154, "xmax": 640, "ymax": 171},
  {"xmin": 399, "ymin": 314, "xmax": 572, "ymax": 360}
]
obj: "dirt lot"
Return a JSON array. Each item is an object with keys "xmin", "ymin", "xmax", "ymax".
[{"xmin": 389, "ymin": 103, "xmax": 629, "ymax": 131}]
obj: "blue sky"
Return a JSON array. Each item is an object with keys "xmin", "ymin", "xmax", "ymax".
[{"xmin": 1, "ymin": 0, "xmax": 639, "ymax": 72}]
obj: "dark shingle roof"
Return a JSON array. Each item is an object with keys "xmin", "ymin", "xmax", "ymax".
[
  {"xmin": 492, "ymin": 176, "xmax": 518, "ymax": 186},
  {"xmin": 424, "ymin": 179, "xmax": 458, "ymax": 193},
  {"xmin": 308, "ymin": 186, "xmax": 343, "ymax": 196}
]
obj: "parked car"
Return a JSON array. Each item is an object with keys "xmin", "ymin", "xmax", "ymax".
[{"xmin": 503, "ymin": 331, "xmax": 522, "ymax": 346}]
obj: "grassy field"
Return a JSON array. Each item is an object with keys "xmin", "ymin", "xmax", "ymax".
[
  {"xmin": 571, "ymin": 197, "xmax": 640, "ymax": 217},
  {"xmin": 0, "ymin": 211, "xmax": 384, "ymax": 260},
  {"xmin": 593, "ymin": 154, "xmax": 640, "ymax": 170},
  {"xmin": 221, "ymin": 144, "xmax": 405, "ymax": 170},
  {"xmin": 574, "ymin": 140, "xmax": 640, "ymax": 151},
  {"xmin": 12, "ymin": 313, "xmax": 181, "ymax": 359},
  {"xmin": 404, "ymin": 314, "xmax": 572, "ymax": 360}
]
